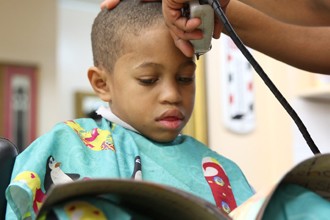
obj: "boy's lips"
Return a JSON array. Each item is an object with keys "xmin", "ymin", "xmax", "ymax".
[{"xmin": 156, "ymin": 109, "xmax": 184, "ymax": 129}]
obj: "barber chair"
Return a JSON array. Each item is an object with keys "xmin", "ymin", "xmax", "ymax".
[{"xmin": 0, "ymin": 137, "xmax": 19, "ymax": 219}]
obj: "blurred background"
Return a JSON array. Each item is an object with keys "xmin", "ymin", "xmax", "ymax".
[{"xmin": 0, "ymin": 0, "xmax": 329, "ymax": 192}]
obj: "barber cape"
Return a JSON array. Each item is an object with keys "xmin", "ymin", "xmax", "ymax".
[{"xmin": 5, "ymin": 109, "xmax": 253, "ymax": 219}]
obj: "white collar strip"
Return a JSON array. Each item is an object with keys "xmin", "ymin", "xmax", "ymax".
[{"xmin": 96, "ymin": 105, "xmax": 139, "ymax": 133}]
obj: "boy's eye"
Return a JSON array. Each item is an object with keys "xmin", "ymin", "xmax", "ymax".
[
  {"xmin": 177, "ymin": 75, "xmax": 195, "ymax": 84},
  {"xmin": 138, "ymin": 77, "xmax": 158, "ymax": 85}
]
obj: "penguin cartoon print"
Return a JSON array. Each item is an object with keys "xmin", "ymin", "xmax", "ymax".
[
  {"xmin": 131, "ymin": 156, "xmax": 142, "ymax": 180},
  {"xmin": 44, "ymin": 156, "xmax": 80, "ymax": 192}
]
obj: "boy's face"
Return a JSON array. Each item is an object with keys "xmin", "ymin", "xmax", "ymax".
[{"xmin": 107, "ymin": 24, "xmax": 196, "ymax": 142}]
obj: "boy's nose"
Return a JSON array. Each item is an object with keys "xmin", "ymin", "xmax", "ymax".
[{"xmin": 159, "ymin": 82, "xmax": 182, "ymax": 104}]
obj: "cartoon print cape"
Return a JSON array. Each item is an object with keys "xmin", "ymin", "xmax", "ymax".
[{"xmin": 5, "ymin": 118, "xmax": 254, "ymax": 219}]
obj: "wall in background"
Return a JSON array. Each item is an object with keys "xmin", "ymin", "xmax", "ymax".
[
  {"xmin": 57, "ymin": 0, "xmax": 100, "ymax": 121},
  {"xmin": 0, "ymin": 0, "xmax": 58, "ymax": 137},
  {"xmin": 292, "ymin": 98, "xmax": 330, "ymax": 163}
]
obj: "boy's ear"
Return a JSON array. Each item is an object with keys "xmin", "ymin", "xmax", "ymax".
[{"xmin": 88, "ymin": 66, "xmax": 112, "ymax": 102}]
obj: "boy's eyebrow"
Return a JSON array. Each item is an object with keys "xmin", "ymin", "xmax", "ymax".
[
  {"xmin": 180, "ymin": 60, "xmax": 196, "ymax": 69},
  {"xmin": 135, "ymin": 62, "xmax": 164, "ymax": 70},
  {"xmin": 135, "ymin": 60, "xmax": 196, "ymax": 70}
]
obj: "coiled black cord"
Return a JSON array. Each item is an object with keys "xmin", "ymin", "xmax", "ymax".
[{"xmin": 205, "ymin": 0, "xmax": 320, "ymax": 155}]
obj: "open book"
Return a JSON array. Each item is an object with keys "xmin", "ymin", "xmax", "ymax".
[
  {"xmin": 231, "ymin": 153, "xmax": 330, "ymax": 219},
  {"xmin": 259, "ymin": 152, "xmax": 330, "ymax": 217}
]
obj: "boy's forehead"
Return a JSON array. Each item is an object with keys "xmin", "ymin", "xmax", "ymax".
[
  {"xmin": 114, "ymin": 30, "xmax": 195, "ymax": 72},
  {"xmin": 135, "ymin": 59, "xmax": 196, "ymax": 69},
  {"xmin": 122, "ymin": 22, "xmax": 166, "ymax": 46}
]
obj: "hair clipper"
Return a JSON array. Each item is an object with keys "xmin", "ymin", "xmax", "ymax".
[{"xmin": 183, "ymin": 0, "xmax": 214, "ymax": 58}]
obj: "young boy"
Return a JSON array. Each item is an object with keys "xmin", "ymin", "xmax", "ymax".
[{"xmin": 5, "ymin": 0, "xmax": 254, "ymax": 219}]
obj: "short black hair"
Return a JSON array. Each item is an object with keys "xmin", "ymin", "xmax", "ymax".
[{"xmin": 91, "ymin": 0, "xmax": 163, "ymax": 72}]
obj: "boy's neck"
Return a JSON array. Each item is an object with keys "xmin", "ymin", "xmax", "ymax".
[{"xmin": 96, "ymin": 105, "xmax": 139, "ymax": 133}]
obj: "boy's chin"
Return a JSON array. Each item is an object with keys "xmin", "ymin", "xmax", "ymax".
[{"xmin": 145, "ymin": 132, "xmax": 181, "ymax": 143}]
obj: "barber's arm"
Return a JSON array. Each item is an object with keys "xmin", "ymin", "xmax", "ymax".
[
  {"xmin": 225, "ymin": 0, "xmax": 330, "ymax": 74},
  {"xmin": 238, "ymin": 0, "xmax": 330, "ymax": 26}
]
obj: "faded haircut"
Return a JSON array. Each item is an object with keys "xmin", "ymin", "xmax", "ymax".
[{"xmin": 91, "ymin": 0, "xmax": 163, "ymax": 72}]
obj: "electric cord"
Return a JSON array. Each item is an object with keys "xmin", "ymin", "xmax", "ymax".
[{"xmin": 205, "ymin": 0, "xmax": 320, "ymax": 155}]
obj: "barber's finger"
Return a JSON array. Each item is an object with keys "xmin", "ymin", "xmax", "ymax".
[
  {"xmin": 100, "ymin": 0, "xmax": 120, "ymax": 9},
  {"xmin": 183, "ymin": 29, "xmax": 204, "ymax": 40},
  {"xmin": 213, "ymin": 16, "xmax": 222, "ymax": 39},
  {"xmin": 163, "ymin": 5, "xmax": 202, "ymax": 32},
  {"xmin": 173, "ymin": 17, "xmax": 202, "ymax": 33},
  {"xmin": 164, "ymin": 0, "xmax": 186, "ymax": 10},
  {"xmin": 169, "ymin": 31, "xmax": 195, "ymax": 57},
  {"xmin": 169, "ymin": 24, "xmax": 203, "ymax": 41}
]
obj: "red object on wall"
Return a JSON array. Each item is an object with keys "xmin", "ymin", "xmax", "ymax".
[{"xmin": 0, "ymin": 64, "xmax": 38, "ymax": 151}]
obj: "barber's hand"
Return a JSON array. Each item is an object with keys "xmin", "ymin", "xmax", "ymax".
[
  {"xmin": 163, "ymin": 0, "xmax": 230, "ymax": 57},
  {"xmin": 162, "ymin": 0, "xmax": 202, "ymax": 57}
]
